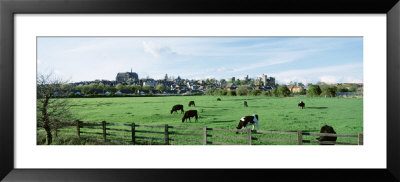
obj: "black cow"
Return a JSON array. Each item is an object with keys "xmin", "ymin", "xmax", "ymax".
[
  {"xmin": 182, "ymin": 110, "xmax": 198, "ymax": 123},
  {"xmin": 217, "ymin": 98, "xmax": 221, "ymax": 101},
  {"xmin": 298, "ymin": 101, "xmax": 305, "ymax": 109},
  {"xmin": 236, "ymin": 114, "xmax": 259, "ymax": 134},
  {"xmin": 170, "ymin": 104, "xmax": 184, "ymax": 114},
  {"xmin": 244, "ymin": 101, "xmax": 248, "ymax": 107},
  {"xmin": 316, "ymin": 125, "xmax": 337, "ymax": 145},
  {"xmin": 188, "ymin": 101, "xmax": 195, "ymax": 107}
]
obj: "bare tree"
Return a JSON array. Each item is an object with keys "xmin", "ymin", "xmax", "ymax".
[{"xmin": 37, "ymin": 72, "xmax": 73, "ymax": 145}]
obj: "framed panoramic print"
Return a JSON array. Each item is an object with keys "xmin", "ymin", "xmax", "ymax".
[{"xmin": 1, "ymin": 0, "xmax": 400, "ymax": 181}]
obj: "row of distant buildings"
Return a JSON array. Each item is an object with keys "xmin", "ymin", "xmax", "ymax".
[{"xmin": 73, "ymin": 70, "xmax": 278, "ymax": 93}]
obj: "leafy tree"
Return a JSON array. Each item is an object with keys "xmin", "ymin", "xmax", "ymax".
[
  {"xmin": 142, "ymin": 85, "xmax": 151, "ymax": 91},
  {"xmin": 240, "ymin": 80, "xmax": 248, "ymax": 85},
  {"xmin": 237, "ymin": 86, "xmax": 249, "ymax": 96},
  {"xmin": 277, "ymin": 85, "xmax": 291, "ymax": 97},
  {"xmin": 81, "ymin": 85, "xmax": 91, "ymax": 95},
  {"xmin": 321, "ymin": 86, "xmax": 337, "ymax": 97},
  {"xmin": 299, "ymin": 87, "xmax": 307, "ymax": 95},
  {"xmin": 89, "ymin": 83, "xmax": 99, "ymax": 90},
  {"xmin": 105, "ymin": 85, "xmax": 117, "ymax": 93},
  {"xmin": 272, "ymin": 89, "xmax": 279, "ymax": 97},
  {"xmin": 60, "ymin": 83, "xmax": 73, "ymax": 92},
  {"xmin": 349, "ymin": 86, "xmax": 357, "ymax": 92},
  {"xmin": 37, "ymin": 72, "xmax": 73, "ymax": 145},
  {"xmin": 116, "ymin": 83, "xmax": 124, "ymax": 91},
  {"xmin": 336, "ymin": 85, "xmax": 349, "ymax": 92},
  {"xmin": 98, "ymin": 83, "xmax": 105, "ymax": 91},
  {"xmin": 155, "ymin": 84, "xmax": 166, "ymax": 92},
  {"xmin": 307, "ymin": 84, "xmax": 322, "ymax": 97}
]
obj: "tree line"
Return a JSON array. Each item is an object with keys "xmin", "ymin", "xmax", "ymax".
[{"xmin": 205, "ymin": 84, "xmax": 360, "ymax": 97}]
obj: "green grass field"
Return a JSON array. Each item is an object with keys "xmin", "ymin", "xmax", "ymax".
[{"xmin": 39, "ymin": 96, "xmax": 363, "ymax": 145}]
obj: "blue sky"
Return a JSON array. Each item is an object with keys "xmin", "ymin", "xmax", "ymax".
[{"xmin": 37, "ymin": 37, "xmax": 363, "ymax": 84}]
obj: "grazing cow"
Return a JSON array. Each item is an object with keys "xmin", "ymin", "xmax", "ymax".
[
  {"xmin": 217, "ymin": 98, "xmax": 221, "ymax": 101},
  {"xmin": 316, "ymin": 125, "xmax": 337, "ymax": 145},
  {"xmin": 170, "ymin": 104, "xmax": 184, "ymax": 114},
  {"xmin": 244, "ymin": 101, "xmax": 248, "ymax": 107},
  {"xmin": 298, "ymin": 101, "xmax": 305, "ymax": 109},
  {"xmin": 188, "ymin": 101, "xmax": 195, "ymax": 107},
  {"xmin": 236, "ymin": 114, "xmax": 259, "ymax": 134},
  {"xmin": 182, "ymin": 110, "xmax": 198, "ymax": 123}
]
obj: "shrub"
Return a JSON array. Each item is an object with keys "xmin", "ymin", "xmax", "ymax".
[
  {"xmin": 321, "ymin": 86, "xmax": 337, "ymax": 97},
  {"xmin": 227, "ymin": 90, "xmax": 237, "ymax": 96},
  {"xmin": 237, "ymin": 86, "xmax": 249, "ymax": 96},
  {"xmin": 277, "ymin": 85, "xmax": 291, "ymax": 97},
  {"xmin": 307, "ymin": 84, "xmax": 322, "ymax": 97},
  {"xmin": 249, "ymin": 89, "xmax": 262, "ymax": 96}
]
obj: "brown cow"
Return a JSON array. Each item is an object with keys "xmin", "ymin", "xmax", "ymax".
[
  {"xmin": 316, "ymin": 125, "xmax": 337, "ymax": 145},
  {"xmin": 188, "ymin": 101, "xmax": 195, "ymax": 107},
  {"xmin": 170, "ymin": 104, "xmax": 184, "ymax": 114},
  {"xmin": 182, "ymin": 110, "xmax": 198, "ymax": 123}
]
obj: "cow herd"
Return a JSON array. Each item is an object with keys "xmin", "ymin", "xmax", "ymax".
[{"xmin": 169, "ymin": 99, "xmax": 337, "ymax": 144}]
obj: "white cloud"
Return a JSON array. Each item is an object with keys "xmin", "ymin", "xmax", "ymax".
[
  {"xmin": 273, "ymin": 63, "xmax": 363, "ymax": 84},
  {"xmin": 142, "ymin": 41, "xmax": 176, "ymax": 58},
  {"xmin": 319, "ymin": 76, "xmax": 340, "ymax": 84}
]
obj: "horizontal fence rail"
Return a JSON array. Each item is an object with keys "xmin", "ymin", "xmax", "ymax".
[{"xmin": 52, "ymin": 120, "xmax": 363, "ymax": 145}]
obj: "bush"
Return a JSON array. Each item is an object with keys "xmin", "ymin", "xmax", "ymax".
[
  {"xmin": 307, "ymin": 84, "xmax": 322, "ymax": 97},
  {"xmin": 205, "ymin": 89, "xmax": 214, "ymax": 95},
  {"xmin": 272, "ymin": 89, "xmax": 279, "ymax": 97},
  {"xmin": 220, "ymin": 90, "xmax": 228, "ymax": 96},
  {"xmin": 277, "ymin": 85, "xmax": 291, "ymax": 97},
  {"xmin": 227, "ymin": 90, "xmax": 237, "ymax": 96},
  {"xmin": 321, "ymin": 86, "xmax": 337, "ymax": 97},
  {"xmin": 237, "ymin": 86, "xmax": 249, "ymax": 96},
  {"xmin": 261, "ymin": 91, "xmax": 272, "ymax": 96},
  {"xmin": 249, "ymin": 89, "xmax": 262, "ymax": 96}
]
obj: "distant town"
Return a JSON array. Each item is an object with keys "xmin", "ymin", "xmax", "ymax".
[{"xmin": 61, "ymin": 69, "xmax": 363, "ymax": 97}]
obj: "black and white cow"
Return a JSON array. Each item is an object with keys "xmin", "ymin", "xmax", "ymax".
[
  {"xmin": 298, "ymin": 101, "xmax": 305, "ymax": 109},
  {"xmin": 236, "ymin": 114, "xmax": 259, "ymax": 134}
]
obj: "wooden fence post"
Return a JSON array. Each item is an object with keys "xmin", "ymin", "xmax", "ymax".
[
  {"xmin": 203, "ymin": 126, "xmax": 207, "ymax": 145},
  {"xmin": 131, "ymin": 123, "xmax": 136, "ymax": 145},
  {"xmin": 297, "ymin": 130, "xmax": 303, "ymax": 145},
  {"xmin": 358, "ymin": 133, "xmax": 363, "ymax": 145},
  {"xmin": 102, "ymin": 121, "xmax": 107, "ymax": 142},
  {"xmin": 165, "ymin": 124, "xmax": 169, "ymax": 145},
  {"xmin": 76, "ymin": 120, "xmax": 80, "ymax": 138},
  {"xmin": 247, "ymin": 129, "xmax": 252, "ymax": 145}
]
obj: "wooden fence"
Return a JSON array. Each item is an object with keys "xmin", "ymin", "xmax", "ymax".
[{"xmin": 57, "ymin": 120, "xmax": 363, "ymax": 145}]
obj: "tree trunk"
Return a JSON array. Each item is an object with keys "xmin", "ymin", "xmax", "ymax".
[{"xmin": 41, "ymin": 96, "xmax": 52, "ymax": 145}]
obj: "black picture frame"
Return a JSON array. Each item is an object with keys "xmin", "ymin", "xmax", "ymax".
[{"xmin": 1, "ymin": 0, "xmax": 399, "ymax": 181}]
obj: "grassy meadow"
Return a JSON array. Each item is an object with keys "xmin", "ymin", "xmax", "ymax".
[{"xmin": 39, "ymin": 96, "xmax": 363, "ymax": 145}]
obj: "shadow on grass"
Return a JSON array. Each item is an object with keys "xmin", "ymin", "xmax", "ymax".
[
  {"xmin": 212, "ymin": 120, "xmax": 235, "ymax": 123},
  {"xmin": 306, "ymin": 107, "xmax": 328, "ymax": 109}
]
